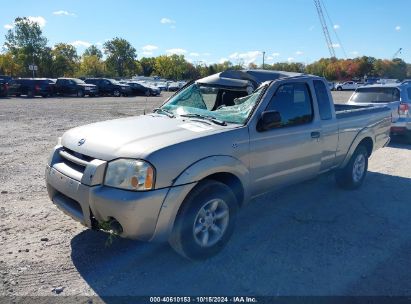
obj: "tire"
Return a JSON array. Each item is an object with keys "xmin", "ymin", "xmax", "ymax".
[
  {"xmin": 27, "ymin": 90, "xmax": 34, "ymax": 98},
  {"xmin": 404, "ymin": 131, "xmax": 411, "ymax": 144},
  {"xmin": 77, "ymin": 89, "xmax": 85, "ymax": 97},
  {"xmin": 335, "ymin": 145, "xmax": 368, "ymax": 190},
  {"xmin": 145, "ymin": 90, "xmax": 150, "ymax": 97},
  {"xmin": 169, "ymin": 180, "xmax": 239, "ymax": 260},
  {"xmin": 337, "ymin": 86, "xmax": 342, "ymax": 91},
  {"xmin": 113, "ymin": 90, "xmax": 121, "ymax": 97}
]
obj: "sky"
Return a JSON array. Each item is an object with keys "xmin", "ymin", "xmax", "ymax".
[{"xmin": 1, "ymin": 0, "xmax": 410, "ymax": 65}]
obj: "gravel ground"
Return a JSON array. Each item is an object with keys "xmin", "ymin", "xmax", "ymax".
[{"xmin": 1, "ymin": 91, "xmax": 411, "ymax": 298}]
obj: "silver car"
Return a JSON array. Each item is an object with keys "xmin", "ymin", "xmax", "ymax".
[{"xmin": 347, "ymin": 81, "xmax": 411, "ymax": 142}]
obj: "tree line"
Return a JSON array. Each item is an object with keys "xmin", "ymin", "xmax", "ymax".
[{"xmin": 1, "ymin": 17, "xmax": 410, "ymax": 81}]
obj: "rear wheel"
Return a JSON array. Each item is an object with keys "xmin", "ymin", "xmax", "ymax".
[
  {"xmin": 27, "ymin": 90, "xmax": 34, "ymax": 98},
  {"xmin": 145, "ymin": 90, "xmax": 150, "ymax": 97},
  {"xmin": 113, "ymin": 89, "xmax": 121, "ymax": 97},
  {"xmin": 169, "ymin": 180, "xmax": 238, "ymax": 260},
  {"xmin": 335, "ymin": 145, "xmax": 368, "ymax": 189},
  {"xmin": 337, "ymin": 86, "xmax": 342, "ymax": 91}
]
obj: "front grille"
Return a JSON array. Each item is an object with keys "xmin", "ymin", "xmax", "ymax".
[{"xmin": 59, "ymin": 148, "xmax": 95, "ymax": 174}]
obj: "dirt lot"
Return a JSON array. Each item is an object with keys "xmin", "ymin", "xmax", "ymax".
[{"xmin": 1, "ymin": 91, "xmax": 411, "ymax": 298}]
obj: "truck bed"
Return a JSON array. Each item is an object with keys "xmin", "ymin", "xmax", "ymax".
[{"xmin": 334, "ymin": 104, "xmax": 390, "ymax": 119}]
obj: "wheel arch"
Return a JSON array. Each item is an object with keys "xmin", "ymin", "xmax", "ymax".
[
  {"xmin": 339, "ymin": 130, "xmax": 374, "ymax": 169},
  {"xmin": 150, "ymin": 155, "xmax": 250, "ymax": 242}
]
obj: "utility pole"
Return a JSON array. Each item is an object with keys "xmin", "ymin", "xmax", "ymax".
[{"xmin": 262, "ymin": 51, "xmax": 265, "ymax": 69}]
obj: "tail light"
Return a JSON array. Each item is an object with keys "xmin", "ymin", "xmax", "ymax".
[
  {"xmin": 35, "ymin": 85, "xmax": 40, "ymax": 91},
  {"xmin": 398, "ymin": 103, "xmax": 409, "ymax": 116}
]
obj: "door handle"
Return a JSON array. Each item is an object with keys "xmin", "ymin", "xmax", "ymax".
[{"xmin": 311, "ymin": 131, "xmax": 321, "ymax": 138}]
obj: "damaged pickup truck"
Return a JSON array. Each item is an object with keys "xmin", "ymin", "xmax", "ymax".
[{"xmin": 46, "ymin": 70, "xmax": 391, "ymax": 259}]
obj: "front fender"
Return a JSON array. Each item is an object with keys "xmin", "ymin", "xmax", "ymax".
[
  {"xmin": 150, "ymin": 155, "xmax": 250, "ymax": 242},
  {"xmin": 172, "ymin": 155, "xmax": 249, "ymax": 189}
]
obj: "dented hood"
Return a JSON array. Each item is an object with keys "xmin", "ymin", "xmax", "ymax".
[{"xmin": 61, "ymin": 114, "xmax": 231, "ymax": 161}]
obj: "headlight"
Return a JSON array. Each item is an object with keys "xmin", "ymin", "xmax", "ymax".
[{"xmin": 104, "ymin": 159, "xmax": 155, "ymax": 191}]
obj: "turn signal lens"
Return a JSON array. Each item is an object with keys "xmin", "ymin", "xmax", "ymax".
[{"xmin": 144, "ymin": 166, "xmax": 154, "ymax": 189}]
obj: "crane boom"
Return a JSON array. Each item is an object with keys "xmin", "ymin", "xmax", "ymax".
[
  {"xmin": 392, "ymin": 48, "xmax": 402, "ymax": 59},
  {"xmin": 314, "ymin": 0, "xmax": 336, "ymax": 58}
]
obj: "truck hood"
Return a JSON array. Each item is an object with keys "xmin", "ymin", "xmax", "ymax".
[{"xmin": 61, "ymin": 114, "xmax": 231, "ymax": 160}]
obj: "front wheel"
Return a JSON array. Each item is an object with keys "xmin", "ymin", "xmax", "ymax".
[
  {"xmin": 169, "ymin": 180, "xmax": 238, "ymax": 260},
  {"xmin": 335, "ymin": 145, "xmax": 368, "ymax": 189},
  {"xmin": 77, "ymin": 89, "xmax": 85, "ymax": 97},
  {"xmin": 113, "ymin": 89, "xmax": 121, "ymax": 97},
  {"xmin": 336, "ymin": 86, "xmax": 342, "ymax": 91},
  {"xmin": 145, "ymin": 90, "xmax": 150, "ymax": 97}
]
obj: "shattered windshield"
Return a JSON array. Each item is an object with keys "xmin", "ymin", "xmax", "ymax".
[{"xmin": 161, "ymin": 83, "xmax": 264, "ymax": 124}]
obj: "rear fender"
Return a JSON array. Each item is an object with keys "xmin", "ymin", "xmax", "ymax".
[{"xmin": 339, "ymin": 128, "xmax": 374, "ymax": 169}]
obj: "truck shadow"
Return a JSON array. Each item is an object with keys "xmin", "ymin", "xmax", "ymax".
[{"xmin": 71, "ymin": 171, "xmax": 411, "ymax": 297}]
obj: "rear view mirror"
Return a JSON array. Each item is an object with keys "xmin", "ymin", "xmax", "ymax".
[{"xmin": 257, "ymin": 111, "xmax": 282, "ymax": 131}]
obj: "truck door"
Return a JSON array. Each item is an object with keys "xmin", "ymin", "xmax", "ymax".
[
  {"xmin": 69, "ymin": 80, "xmax": 77, "ymax": 94},
  {"xmin": 312, "ymin": 80, "xmax": 339, "ymax": 171},
  {"xmin": 56, "ymin": 80, "xmax": 64, "ymax": 95},
  {"xmin": 248, "ymin": 80, "xmax": 322, "ymax": 195}
]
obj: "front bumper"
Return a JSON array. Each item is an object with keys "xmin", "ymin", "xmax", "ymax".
[{"xmin": 46, "ymin": 165, "xmax": 169, "ymax": 240}]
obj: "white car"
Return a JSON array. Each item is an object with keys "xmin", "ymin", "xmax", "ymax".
[{"xmin": 335, "ymin": 81, "xmax": 358, "ymax": 91}]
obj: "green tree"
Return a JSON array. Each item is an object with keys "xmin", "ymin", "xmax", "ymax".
[
  {"xmin": 0, "ymin": 52, "xmax": 24, "ymax": 76},
  {"xmin": 52, "ymin": 43, "xmax": 79, "ymax": 77},
  {"xmin": 139, "ymin": 57, "xmax": 156, "ymax": 76},
  {"xmin": 406, "ymin": 64, "xmax": 411, "ymax": 78},
  {"xmin": 83, "ymin": 45, "xmax": 103, "ymax": 59},
  {"xmin": 154, "ymin": 55, "xmax": 188, "ymax": 80},
  {"xmin": 103, "ymin": 37, "xmax": 137, "ymax": 77},
  {"xmin": 77, "ymin": 55, "xmax": 105, "ymax": 77},
  {"xmin": 4, "ymin": 17, "xmax": 48, "ymax": 76},
  {"xmin": 38, "ymin": 47, "xmax": 53, "ymax": 77}
]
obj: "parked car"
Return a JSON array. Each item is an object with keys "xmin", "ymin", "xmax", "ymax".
[
  {"xmin": 46, "ymin": 70, "xmax": 391, "ymax": 260},
  {"xmin": 8, "ymin": 78, "xmax": 56, "ymax": 98},
  {"xmin": 55, "ymin": 78, "xmax": 98, "ymax": 97},
  {"xmin": 0, "ymin": 75, "xmax": 12, "ymax": 82},
  {"xmin": 335, "ymin": 81, "xmax": 358, "ymax": 91},
  {"xmin": 347, "ymin": 82, "xmax": 411, "ymax": 142},
  {"xmin": 0, "ymin": 79, "xmax": 8, "ymax": 97},
  {"xmin": 153, "ymin": 81, "xmax": 168, "ymax": 91},
  {"xmin": 127, "ymin": 81, "xmax": 160, "ymax": 96},
  {"xmin": 84, "ymin": 78, "xmax": 131, "ymax": 97},
  {"xmin": 167, "ymin": 81, "xmax": 181, "ymax": 91}
]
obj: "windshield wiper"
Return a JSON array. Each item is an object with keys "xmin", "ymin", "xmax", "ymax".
[
  {"xmin": 153, "ymin": 108, "xmax": 175, "ymax": 118},
  {"xmin": 180, "ymin": 113, "xmax": 227, "ymax": 126}
]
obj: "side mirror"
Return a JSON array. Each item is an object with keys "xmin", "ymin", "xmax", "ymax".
[{"xmin": 257, "ymin": 111, "xmax": 282, "ymax": 132}]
